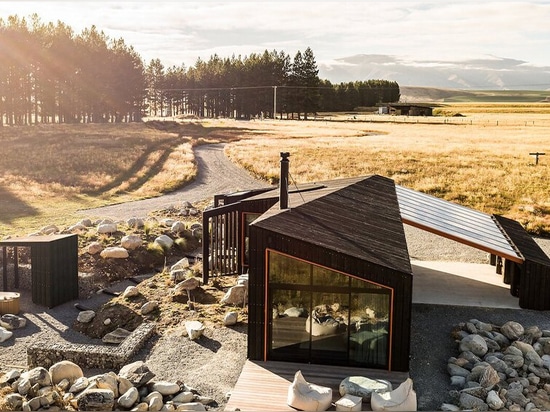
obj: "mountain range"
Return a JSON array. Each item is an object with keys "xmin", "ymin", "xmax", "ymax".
[{"xmin": 318, "ymin": 54, "xmax": 550, "ymax": 91}]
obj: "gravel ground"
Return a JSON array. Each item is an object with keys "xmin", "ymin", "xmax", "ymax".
[{"xmin": 2, "ymin": 143, "xmax": 550, "ymax": 411}]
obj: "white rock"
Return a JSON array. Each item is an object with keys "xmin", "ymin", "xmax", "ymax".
[
  {"xmin": 118, "ymin": 386, "xmax": 139, "ymax": 409},
  {"xmin": 172, "ymin": 391, "xmax": 195, "ymax": 404},
  {"xmin": 67, "ymin": 223, "xmax": 87, "ymax": 233},
  {"xmin": 97, "ymin": 223, "xmax": 118, "ymax": 234},
  {"xmin": 92, "ymin": 372, "xmax": 119, "ymax": 397},
  {"xmin": 49, "ymin": 361, "xmax": 83, "ymax": 385},
  {"xmin": 487, "ymin": 390, "xmax": 505, "ymax": 410},
  {"xmin": 160, "ymin": 218, "xmax": 177, "ymax": 227},
  {"xmin": 223, "ymin": 311, "xmax": 238, "ymax": 326},
  {"xmin": 155, "ymin": 234, "xmax": 174, "ymax": 250},
  {"xmin": 78, "ymin": 218, "xmax": 93, "ymax": 227},
  {"xmin": 144, "ymin": 391, "xmax": 164, "ymax": 412},
  {"xmin": 87, "ymin": 241, "xmax": 103, "ymax": 255},
  {"xmin": 171, "ymin": 257, "xmax": 190, "ymax": 272},
  {"xmin": 141, "ymin": 301, "xmax": 159, "ymax": 315},
  {"xmin": 174, "ymin": 277, "xmax": 200, "ymax": 293},
  {"xmin": 220, "ymin": 284, "xmax": 247, "ymax": 306},
  {"xmin": 185, "ymin": 321, "xmax": 205, "ymax": 340},
  {"xmin": 118, "ymin": 377, "xmax": 133, "ymax": 397},
  {"xmin": 121, "ymin": 234, "xmax": 142, "ymax": 250},
  {"xmin": 171, "ymin": 221, "xmax": 187, "ymax": 233},
  {"xmin": 77, "ymin": 310, "xmax": 96, "ymax": 323},
  {"xmin": 21, "ymin": 367, "xmax": 52, "ymax": 387},
  {"xmin": 100, "ymin": 246, "xmax": 129, "ymax": 259},
  {"xmin": 76, "ymin": 388, "xmax": 115, "ymax": 411},
  {"xmin": 150, "ymin": 381, "xmax": 181, "ymax": 396},
  {"xmin": 103, "ymin": 318, "xmax": 112, "ymax": 325},
  {"xmin": 0, "ymin": 314, "xmax": 26, "ymax": 330},
  {"xmin": 69, "ymin": 377, "xmax": 89, "ymax": 393},
  {"xmin": 127, "ymin": 217, "xmax": 145, "ymax": 229},
  {"xmin": 122, "ymin": 285, "xmax": 140, "ymax": 298},
  {"xmin": 339, "ymin": 376, "xmax": 392, "ymax": 401},
  {"xmin": 0, "ymin": 326, "xmax": 13, "ymax": 343},
  {"xmin": 40, "ymin": 224, "xmax": 59, "ymax": 235}
]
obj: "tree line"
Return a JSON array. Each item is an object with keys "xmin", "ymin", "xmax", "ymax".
[{"xmin": 0, "ymin": 14, "xmax": 400, "ymax": 125}]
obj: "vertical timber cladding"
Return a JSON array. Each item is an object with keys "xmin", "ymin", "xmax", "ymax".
[
  {"xmin": 0, "ymin": 234, "xmax": 78, "ymax": 307},
  {"xmin": 248, "ymin": 228, "xmax": 412, "ymax": 372}
]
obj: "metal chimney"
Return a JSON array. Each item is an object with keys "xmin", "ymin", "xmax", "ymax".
[{"xmin": 279, "ymin": 152, "xmax": 290, "ymax": 209}]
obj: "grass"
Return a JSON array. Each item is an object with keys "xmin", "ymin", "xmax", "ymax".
[{"xmin": 0, "ymin": 105, "xmax": 549, "ymax": 237}]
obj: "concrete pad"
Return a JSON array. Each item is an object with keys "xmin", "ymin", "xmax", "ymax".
[{"xmin": 412, "ymin": 260, "xmax": 520, "ymax": 309}]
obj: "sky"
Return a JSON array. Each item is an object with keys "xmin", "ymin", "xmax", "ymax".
[{"xmin": 1, "ymin": 1, "xmax": 550, "ymax": 70}]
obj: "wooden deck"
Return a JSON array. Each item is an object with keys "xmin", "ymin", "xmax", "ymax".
[{"xmin": 224, "ymin": 360, "xmax": 409, "ymax": 411}]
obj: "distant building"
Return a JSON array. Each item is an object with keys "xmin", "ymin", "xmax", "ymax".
[{"xmin": 384, "ymin": 103, "xmax": 433, "ymax": 116}]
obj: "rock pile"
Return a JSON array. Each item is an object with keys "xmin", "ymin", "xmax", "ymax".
[
  {"xmin": 445, "ymin": 319, "xmax": 550, "ymax": 411},
  {"xmin": 0, "ymin": 360, "xmax": 215, "ymax": 411}
]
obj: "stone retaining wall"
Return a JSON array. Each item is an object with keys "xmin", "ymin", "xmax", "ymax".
[{"xmin": 27, "ymin": 322, "xmax": 156, "ymax": 369}]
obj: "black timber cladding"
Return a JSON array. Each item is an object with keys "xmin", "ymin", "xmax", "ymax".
[
  {"xmin": 247, "ymin": 175, "xmax": 412, "ymax": 372},
  {"xmin": 0, "ymin": 234, "xmax": 79, "ymax": 307},
  {"xmin": 494, "ymin": 215, "xmax": 550, "ymax": 310}
]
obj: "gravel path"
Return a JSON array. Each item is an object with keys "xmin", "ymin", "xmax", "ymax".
[
  {"xmin": 81, "ymin": 143, "xmax": 272, "ymax": 220},
  {"xmin": 3, "ymin": 143, "xmax": 550, "ymax": 411}
]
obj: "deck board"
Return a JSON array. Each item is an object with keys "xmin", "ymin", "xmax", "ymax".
[{"xmin": 224, "ymin": 360, "xmax": 409, "ymax": 411}]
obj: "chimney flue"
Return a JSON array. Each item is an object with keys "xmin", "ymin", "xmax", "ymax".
[{"xmin": 279, "ymin": 152, "xmax": 290, "ymax": 210}]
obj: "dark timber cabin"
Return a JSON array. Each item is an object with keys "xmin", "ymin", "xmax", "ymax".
[{"xmin": 202, "ymin": 153, "xmax": 550, "ymax": 373}]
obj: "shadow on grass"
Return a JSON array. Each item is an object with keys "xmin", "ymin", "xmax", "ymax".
[{"xmin": 0, "ymin": 185, "xmax": 39, "ymax": 224}]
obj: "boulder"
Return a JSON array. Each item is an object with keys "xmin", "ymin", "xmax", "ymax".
[
  {"xmin": 77, "ymin": 310, "xmax": 96, "ymax": 323},
  {"xmin": 118, "ymin": 361, "xmax": 155, "ymax": 387},
  {"xmin": 100, "ymin": 247, "xmax": 129, "ymax": 259},
  {"xmin": 0, "ymin": 326, "xmax": 13, "ymax": 342},
  {"xmin": 223, "ymin": 311, "xmax": 238, "ymax": 326},
  {"xmin": 185, "ymin": 321, "xmax": 205, "ymax": 340},
  {"xmin": 220, "ymin": 284, "xmax": 247, "ymax": 306},
  {"xmin": 127, "ymin": 217, "xmax": 145, "ymax": 229},
  {"xmin": 76, "ymin": 388, "xmax": 115, "ymax": 411},
  {"xmin": 501, "ymin": 321, "xmax": 524, "ymax": 340},
  {"xmin": 49, "ymin": 361, "xmax": 83, "ymax": 385},
  {"xmin": 171, "ymin": 221, "xmax": 187, "ymax": 233},
  {"xmin": 122, "ymin": 285, "xmax": 139, "ymax": 298},
  {"xmin": 97, "ymin": 223, "xmax": 117, "ymax": 234},
  {"xmin": 87, "ymin": 241, "xmax": 103, "ymax": 255},
  {"xmin": 339, "ymin": 376, "xmax": 392, "ymax": 401},
  {"xmin": 117, "ymin": 386, "xmax": 139, "ymax": 409},
  {"xmin": 459, "ymin": 334, "xmax": 488, "ymax": 357},
  {"xmin": 149, "ymin": 381, "xmax": 181, "ymax": 396},
  {"xmin": 21, "ymin": 367, "xmax": 52, "ymax": 387},
  {"xmin": 174, "ymin": 277, "xmax": 201, "ymax": 294},
  {"xmin": 141, "ymin": 301, "xmax": 158, "ymax": 315},
  {"xmin": 155, "ymin": 234, "xmax": 174, "ymax": 250},
  {"xmin": 121, "ymin": 234, "xmax": 142, "ymax": 250}
]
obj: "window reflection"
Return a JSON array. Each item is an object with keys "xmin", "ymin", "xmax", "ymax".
[{"xmin": 268, "ymin": 250, "xmax": 391, "ymax": 368}]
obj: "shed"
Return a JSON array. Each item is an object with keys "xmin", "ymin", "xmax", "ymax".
[{"xmin": 0, "ymin": 234, "xmax": 79, "ymax": 307}]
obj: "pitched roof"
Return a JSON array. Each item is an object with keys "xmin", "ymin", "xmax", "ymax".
[{"xmin": 252, "ymin": 175, "xmax": 412, "ymax": 274}]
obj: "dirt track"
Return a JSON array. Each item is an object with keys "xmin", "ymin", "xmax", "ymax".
[{"xmin": 81, "ymin": 143, "xmax": 272, "ymax": 220}]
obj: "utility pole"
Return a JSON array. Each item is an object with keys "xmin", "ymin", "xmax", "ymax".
[{"xmin": 273, "ymin": 86, "xmax": 277, "ymax": 120}]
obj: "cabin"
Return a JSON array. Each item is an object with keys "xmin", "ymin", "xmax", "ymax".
[{"xmin": 202, "ymin": 153, "xmax": 550, "ymax": 373}]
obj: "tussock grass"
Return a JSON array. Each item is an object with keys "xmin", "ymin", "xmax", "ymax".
[{"xmin": 0, "ymin": 123, "xmax": 196, "ymax": 236}]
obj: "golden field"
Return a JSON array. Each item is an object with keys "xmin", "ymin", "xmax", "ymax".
[{"xmin": 0, "ymin": 103, "xmax": 549, "ymax": 236}]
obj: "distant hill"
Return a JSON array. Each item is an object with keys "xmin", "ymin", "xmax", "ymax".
[
  {"xmin": 398, "ymin": 86, "xmax": 550, "ymax": 103},
  {"xmin": 318, "ymin": 54, "xmax": 550, "ymax": 92}
]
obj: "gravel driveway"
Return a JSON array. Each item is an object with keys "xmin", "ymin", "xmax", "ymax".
[{"xmin": 82, "ymin": 143, "xmax": 272, "ymax": 220}]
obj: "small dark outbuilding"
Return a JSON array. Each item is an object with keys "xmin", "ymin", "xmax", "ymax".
[{"xmin": 386, "ymin": 103, "xmax": 433, "ymax": 116}]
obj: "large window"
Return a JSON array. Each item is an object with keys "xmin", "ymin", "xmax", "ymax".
[{"xmin": 267, "ymin": 250, "xmax": 392, "ymax": 368}]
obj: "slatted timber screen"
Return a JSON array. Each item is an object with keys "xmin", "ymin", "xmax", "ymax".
[{"xmin": 202, "ymin": 202, "xmax": 241, "ymax": 283}]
